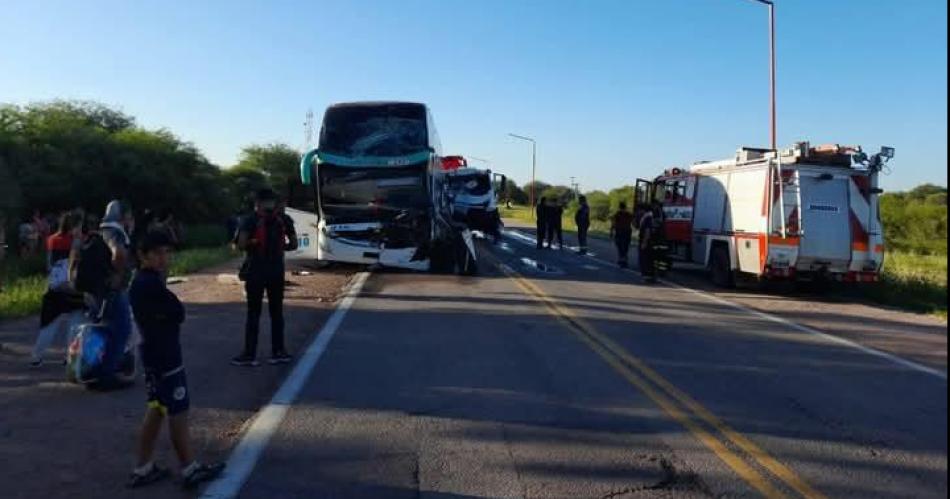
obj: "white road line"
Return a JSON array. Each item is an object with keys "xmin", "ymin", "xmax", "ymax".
[
  {"xmin": 663, "ymin": 279, "xmax": 948, "ymax": 381},
  {"xmin": 502, "ymin": 228, "xmax": 947, "ymax": 382},
  {"xmin": 201, "ymin": 271, "xmax": 371, "ymax": 499}
]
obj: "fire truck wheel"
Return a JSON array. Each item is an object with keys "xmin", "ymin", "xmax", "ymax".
[{"xmin": 710, "ymin": 245, "xmax": 735, "ymax": 288}]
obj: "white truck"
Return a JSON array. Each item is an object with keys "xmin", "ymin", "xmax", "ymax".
[
  {"xmin": 638, "ymin": 142, "xmax": 894, "ymax": 286},
  {"xmin": 440, "ymin": 156, "xmax": 506, "ymax": 241}
]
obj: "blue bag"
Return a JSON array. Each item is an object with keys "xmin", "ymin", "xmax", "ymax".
[{"xmin": 66, "ymin": 323, "xmax": 109, "ymax": 384}]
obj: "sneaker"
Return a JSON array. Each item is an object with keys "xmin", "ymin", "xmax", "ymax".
[
  {"xmin": 268, "ymin": 351, "xmax": 293, "ymax": 365},
  {"xmin": 29, "ymin": 358, "xmax": 43, "ymax": 368},
  {"xmin": 230, "ymin": 354, "xmax": 260, "ymax": 367},
  {"xmin": 126, "ymin": 464, "xmax": 170, "ymax": 489},
  {"xmin": 182, "ymin": 462, "xmax": 225, "ymax": 489}
]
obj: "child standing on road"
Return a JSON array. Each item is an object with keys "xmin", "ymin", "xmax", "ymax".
[{"xmin": 127, "ymin": 232, "xmax": 224, "ymax": 489}]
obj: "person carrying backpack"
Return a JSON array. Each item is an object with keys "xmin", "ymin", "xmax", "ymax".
[
  {"xmin": 30, "ymin": 212, "xmax": 86, "ymax": 367},
  {"xmin": 231, "ymin": 189, "xmax": 298, "ymax": 367},
  {"xmin": 89, "ymin": 200, "xmax": 137, "ymax": 390}
]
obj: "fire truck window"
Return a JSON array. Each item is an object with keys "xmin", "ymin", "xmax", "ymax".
[{"xmin": 663, "ymin": 181, "xmax": 686, "ymax": 202}]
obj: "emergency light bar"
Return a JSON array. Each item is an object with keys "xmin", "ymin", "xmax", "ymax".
[{"xmin": 441, "ymin": 155, "xmax": 467, "ymax": 171}]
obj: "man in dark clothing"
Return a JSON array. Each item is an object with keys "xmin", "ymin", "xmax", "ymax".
[
  {"xmin": 232, "ymin": 189, "xmax": 298, "ymax": 367},
  {"xmin": 546, "ymin": 200, "xmax": 564, "ymax": 249},
  {"xmin": 127, "ymin": 232, "xmax": 224, "ymax": 489},
  {"xmin": 575, "ymin": 195, "xmax": 591, "ymax": 255},
  {"xmin": 637, "ymin": 204, "xmax": 658, "ymax": 283},
  {"xmin": 610, "ymin": 202, "xmax": 635, "ymax": 268},
  {"xmin": 535, "ymin": 197, "xmax": 547, "ymax": 249}
]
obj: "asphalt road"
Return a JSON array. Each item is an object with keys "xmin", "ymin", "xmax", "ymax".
[{"xmin": 213, "ymin": 226, "xmax": 947, "ymax": 499}]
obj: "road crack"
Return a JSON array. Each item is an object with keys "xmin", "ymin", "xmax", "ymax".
[{"xmin": 600, "ymin": 457, "xmax": 711, "ymax": 498}]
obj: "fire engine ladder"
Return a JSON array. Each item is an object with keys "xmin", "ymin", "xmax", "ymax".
[{"xmin": 774, "ymin": 155, "xmax": 802, "ymax": 239}]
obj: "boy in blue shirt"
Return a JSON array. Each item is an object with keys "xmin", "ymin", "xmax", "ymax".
[{"xmin": 127, "ymin": 232, "xmax": 224, "ymax": 489}]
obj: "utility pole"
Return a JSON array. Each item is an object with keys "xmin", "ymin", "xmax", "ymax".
[{"xmin": 751, "ymin": 0, "xmax": 777, "ymax": 151}]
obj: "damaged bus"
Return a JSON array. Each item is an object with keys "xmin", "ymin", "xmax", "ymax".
[{"xmin": 289, "ymin": 101, "xmax": 477, "ymax": 274}]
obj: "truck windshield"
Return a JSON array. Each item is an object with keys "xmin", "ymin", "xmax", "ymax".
[
  {"xmin": 320, "ymin": 166, "xmax": 429, "ymax": 211},
  {"xmin": 448, "ymin": 174, "xmax": 491, "ymax": 196},
  {"xmin": 319, "ymin": 104, "xmax": 428, "ymax": 157}
]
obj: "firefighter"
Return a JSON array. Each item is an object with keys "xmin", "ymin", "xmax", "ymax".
[
  {"xmin": 637, "ymin": 203, "xmax": 658, "ymax": 283},
  {"xmin": 574, "ymin": 195, "xmax": 591, "ymax": 255},
  {"xmin": 535, "ymin": 197, "xmax": 547, "ymax": 249},
  {"xmin": 610, "ymin": 202, "xmax": 635, "ymax": 268}
]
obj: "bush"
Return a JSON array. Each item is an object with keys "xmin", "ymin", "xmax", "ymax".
[{"xmin": 880, "ymin": 186, "xmax": 947, "ymax": 256}]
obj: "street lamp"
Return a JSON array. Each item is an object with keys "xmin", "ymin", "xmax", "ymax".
[
  {"xmin": 508, "ymin": 133, "xmax": 537, "ymax": 217},
  {"xmin": 751, "ymin": 0, "xmax": 777, "ymax": 151}
]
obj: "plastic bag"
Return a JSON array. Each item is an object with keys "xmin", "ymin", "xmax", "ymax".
[{"xmin": 65, "ymin": 323, "xmax": 108, "ymax": 384}]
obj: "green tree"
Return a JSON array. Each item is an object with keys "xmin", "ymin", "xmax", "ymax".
[
  {"xmin": 232, "ymin": 143, "xmax": 301, "ymax": 199},
  {"xmin": 0, "ymin": 100, "xmax": 234, "ymax": 223},
  {"xmin": 522, "ymin": 181, "xmax": 551, "ymax": 205},
  {"xmin": 540, "ymin": 185, "xmax": 572, "ymax": 204},
  {"xmin": 585, "ymin": 191, "xmax": 611, "ymax": 221},
  {"xmin": 507, "ymin": 179, "xmax": 527, "ymax": 205},
  {"xmin": 607, "ymin": 185, "xmax": 635, "ymax": 212}
]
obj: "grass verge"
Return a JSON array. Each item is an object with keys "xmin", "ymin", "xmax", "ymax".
[
  {"xmin": 853, "ymin": 252, "xmax": 947, "ymax": 319},
  {"xmin": 169, "ymin": 246, "xmax": 237, "ymax": 277},
  {"xmin": 0, "ymin": 246, "xmax": 237, "ymax": 321}
]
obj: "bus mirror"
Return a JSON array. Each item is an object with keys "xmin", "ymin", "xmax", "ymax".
[{"xmin": 300, "ymin": 150, "xmax": 317, "ymax": 185}]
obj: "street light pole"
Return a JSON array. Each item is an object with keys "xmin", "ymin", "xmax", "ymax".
[
  {"xmin": 752, "ymin": 0, "xmax": 777, "ymax": 151},
  {"xmin": 508, "ymin": 133, "xmax": 537, "ymax": 217}
]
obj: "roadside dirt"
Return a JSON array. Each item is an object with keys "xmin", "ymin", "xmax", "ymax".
[{"xmin": 0, "ymin": 259, "xmax": 353, "ymax": 499}]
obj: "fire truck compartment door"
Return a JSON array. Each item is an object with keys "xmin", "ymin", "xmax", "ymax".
[{"xmin": 799, "ymin": 175, "xmax": 851, "ymax": 262}]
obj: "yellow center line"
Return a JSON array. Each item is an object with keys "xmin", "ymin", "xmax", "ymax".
[
  {"xmin": 499, "ymin": 263, "xmax": 824, "ymax": 498},
  {"xmin": 580, "ymin": 323, "xmax": 827, "ymax": 499}
]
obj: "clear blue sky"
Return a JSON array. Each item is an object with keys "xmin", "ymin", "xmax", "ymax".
[{"xmin": 2, "ymin": 0, "xmax": 946, "ymax": 192}]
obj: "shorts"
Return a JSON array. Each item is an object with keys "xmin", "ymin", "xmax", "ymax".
[{"xmin": 145, "ymin": 367, "xmax": 190, "ymax": 416}]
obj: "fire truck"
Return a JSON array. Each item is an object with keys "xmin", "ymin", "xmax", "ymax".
[{"xmin": 635, "ymin": 142, "xmax": 895, "ymax": 287}]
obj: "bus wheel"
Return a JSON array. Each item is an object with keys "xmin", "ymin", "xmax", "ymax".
[
  {"xmin": 429, "ymin": 244, "xmax": 454, "ymax": 274},
  {"xmin": 710, "ymin": 245, "xmax": 734, "ymax": 288}
]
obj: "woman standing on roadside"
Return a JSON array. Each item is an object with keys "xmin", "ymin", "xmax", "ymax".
[{"xmin": 30, "ymin": 212, "xmax": 86, "ymax": 367}]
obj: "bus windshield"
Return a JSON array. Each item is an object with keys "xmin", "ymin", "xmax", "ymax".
[
  {"xmin": 319, "ymin": 103, "xmax": 428, "ymax": 157},
  {"xmin": 320, "ymin": 166, "xmax": 430, "ymax": 212}
]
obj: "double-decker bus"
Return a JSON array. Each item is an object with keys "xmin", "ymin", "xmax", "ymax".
[{"xmin": 288, "ymin": 101, "xmax": 477, "ymax": 273}]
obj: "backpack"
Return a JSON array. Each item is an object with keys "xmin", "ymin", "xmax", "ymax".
[
  {"xmin": 251, "ymin": 213, "xmax": 291, "ymax": 258},
  {"xmin": 73, "ymin": 234, "xmax": 112, "ymax": 298}
]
